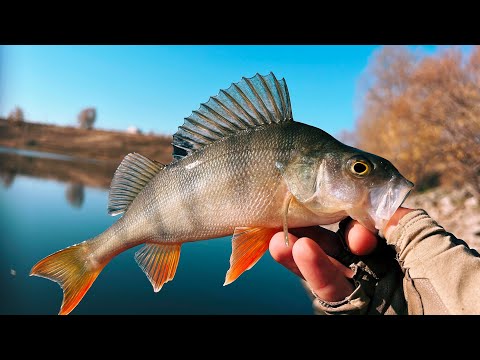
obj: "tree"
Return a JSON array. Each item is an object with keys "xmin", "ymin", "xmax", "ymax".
[
  {"xmin": 7, "ymin": 106, "xmax": 24, "ymax": 123},
  {"xmin": 78, "ymin": 107, "xmax": 96, "ymax": 129},
  {"xmin": 354, "ymin": 46, "xmax": 480, "ymax": 198}
]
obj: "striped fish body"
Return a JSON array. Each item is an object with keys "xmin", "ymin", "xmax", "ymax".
[
  {"xmin": 123, "ymin": 121, "xmax": 343, "ymax": 245},
  {"xmin": 30, "ymin": 73, "xmax": 413, "ymax": 315}
]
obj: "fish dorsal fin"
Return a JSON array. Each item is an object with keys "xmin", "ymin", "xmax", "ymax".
[
  {"xmin": 108, "ymin": 153, "xmax": 164, "ymax": 216},
  {"xmin": 172, "ymin": 72, "xmax": 293, "ymax": 160}
]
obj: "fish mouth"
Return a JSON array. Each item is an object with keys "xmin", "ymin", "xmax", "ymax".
[{"xmin": 367, "ymin": 177, "xmax": 414, "ymax": 234}]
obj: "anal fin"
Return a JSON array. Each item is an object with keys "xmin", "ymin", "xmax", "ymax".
[
  {"xmin": 224, "ymin": 227, "xmax": 277, "ymax": 286},
  {"xmin": 134, "ymin": 243, "xmax": 181, "ymax": 292}
]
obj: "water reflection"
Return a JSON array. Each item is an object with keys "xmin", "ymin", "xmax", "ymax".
[
  {"xmin": 0, "ymin": 147, "xmax": 118, "ymax": 208},
  {"xmin": 0, "ymin": 146, "xmax": 314, "ymax": 314},
  {"xmin": 0, "ymin": 151, "xmax": 87, "ymax": 208},
  {"xmin": 0, "ymin": 170, "xmax": 15, "ymax": 187},
  {"xmin": 65, "ymin": 183, "xmax": 85, "ymax": 208}
]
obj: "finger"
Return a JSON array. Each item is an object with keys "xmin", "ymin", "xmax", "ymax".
[
  {"xmin": 270, "ymin": 231, "xmax": 353, "ymax": 280},
  {"xmin": 328, "ymin": 256, "xmax": 354, "ymax": 278},
  {"xmin": 293, "ymin": 237, "xmax": 354, "ymax": 302},
  {"xmin": 270, "ymin": 232, "xmax": 353, "ymax": 279},
  {"xmin": 289, "ymin": 226, "xmax": 343, "ymax": 257},
  {"xmin": 344, "ymin": 220, "xmax": 378, "ymax": 256},
  {"xmin": 383, "ymin": 206, "xmax": 414, "ymax": 240},
  {"xmin": 269, "ymin": 232, "xmax": 304, "ymax": 278}
]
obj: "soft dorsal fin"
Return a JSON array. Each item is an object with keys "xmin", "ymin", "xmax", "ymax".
[
  {"xmin": 172, "ymin": 72, "xmax": 293, "ymax": 160},
  {"xmin": 108, "ymin": 153, "xmax": 164, "ymax": 216}
]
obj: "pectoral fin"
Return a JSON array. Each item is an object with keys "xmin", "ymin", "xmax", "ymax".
[
  {"xmin": 224, "ymin": 227, "xmax": 277, "ymax": 286},
  {"xmin": 282, "ymin": 193, "xmax": 293, "ymax": 246}
]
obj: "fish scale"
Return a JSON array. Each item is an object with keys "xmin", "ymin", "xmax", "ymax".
[
  {"xmin": 132, "ymin": 125, "xmax": 292, "ymax": 242},
  {"xmin": 30, "ymin": 72, "xmax": 413, "ymax": 314}
]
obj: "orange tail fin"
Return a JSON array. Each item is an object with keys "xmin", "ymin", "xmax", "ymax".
[{"xmin": 30, "ymin": 242, "xmax": 105, "ymax": 315}]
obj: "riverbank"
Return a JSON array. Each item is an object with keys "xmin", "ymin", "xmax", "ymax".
[
  {"xmin": 0, "ymin": 118, "xmax": 174, "ymax": 164},
  {"xmin": 404, "ymin": 187, "xmax": 480, "ymax": 250}
]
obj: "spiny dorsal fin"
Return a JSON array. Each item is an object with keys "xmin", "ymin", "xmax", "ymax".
[
  {"xmin": 108, "ymin": 153, "xmax": 164, "ymax": 216},
  {"xmin": 172, "ymin": 72, "xmax": 293, "ymax": 160},
  {"xmin": 134, "ymin": 243, "xmax": 181, "ymax": 292}
]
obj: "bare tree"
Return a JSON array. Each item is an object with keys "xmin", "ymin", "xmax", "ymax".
[
  {"xmin": 7, "ymin": 106, "xmax": 24, "ymax": 123},
  {"xmin": 77, "ymin": 107, "xmax": 96, "ymax": 129}
]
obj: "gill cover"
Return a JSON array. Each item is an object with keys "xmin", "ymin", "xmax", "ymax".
[{"xmin": 276, "ymin": 154, "xmax": 343, "ymax": 213}]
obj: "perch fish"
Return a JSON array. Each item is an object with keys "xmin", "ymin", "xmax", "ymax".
[{"xmin": 31, "ymin": 73, "xmax": 414, "ymax": 315}]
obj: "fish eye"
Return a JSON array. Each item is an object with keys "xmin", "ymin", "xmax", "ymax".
[{"xmin": 348, "ymin": 157, "xmax": 371, "ymax": 177}]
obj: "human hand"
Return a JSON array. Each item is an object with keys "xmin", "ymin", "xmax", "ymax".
[{"xmin": 269, "ymin": 207, "xmax": 413, "ymax": 302}]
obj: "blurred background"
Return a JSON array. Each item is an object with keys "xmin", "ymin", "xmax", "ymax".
[{"xmin": 1, "ymin": 45, "xmax": 478, "ymax": 314}]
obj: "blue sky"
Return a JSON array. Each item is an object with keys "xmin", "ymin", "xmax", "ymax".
[{"xmin": 0, "ymin": 45, "xmax": 455, "ymax": 137}]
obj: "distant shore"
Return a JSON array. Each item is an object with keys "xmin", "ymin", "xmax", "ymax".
[{"xmin": 0, "ymin": 118, "xmax": 174, "ymax": 164}]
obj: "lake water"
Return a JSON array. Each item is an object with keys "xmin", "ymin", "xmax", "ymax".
[{"xmin": 0, "ymin": 147, "xmax": 314, "ymax": 315}]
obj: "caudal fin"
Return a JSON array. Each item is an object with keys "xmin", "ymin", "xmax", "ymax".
[{"xmin": 30, "ymin": 242, "xmax": 105, "ymax": 315}]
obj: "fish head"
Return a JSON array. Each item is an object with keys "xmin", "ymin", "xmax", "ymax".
[
  {"xmin": 339, "ymin": 151, "xmax": 414, "ymax": 234},
  {"xmin": 278, "ymin": 146, "xmax": 414, "ymax": 234}
]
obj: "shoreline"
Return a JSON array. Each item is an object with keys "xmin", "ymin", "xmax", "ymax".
[{"xmin": 0, "ymin": 118, "xmax": 174, "ymax": 164}]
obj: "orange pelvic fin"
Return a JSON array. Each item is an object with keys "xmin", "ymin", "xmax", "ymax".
[
  {"xmin": 30, "ymin": 242, "xmax": 105, "ymax": 315},
  {"xmin": 224, "ymin": 227, "xmax": 277, "ymax": 286},
  {"xmin": 135, "ymin": 243, "xmax": 182, "ymax": 292}
]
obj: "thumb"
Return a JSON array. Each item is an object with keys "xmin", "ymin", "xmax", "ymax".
[{"xmin": 383, "ymin": 207, "xmax": 414, "ymax": 240}]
